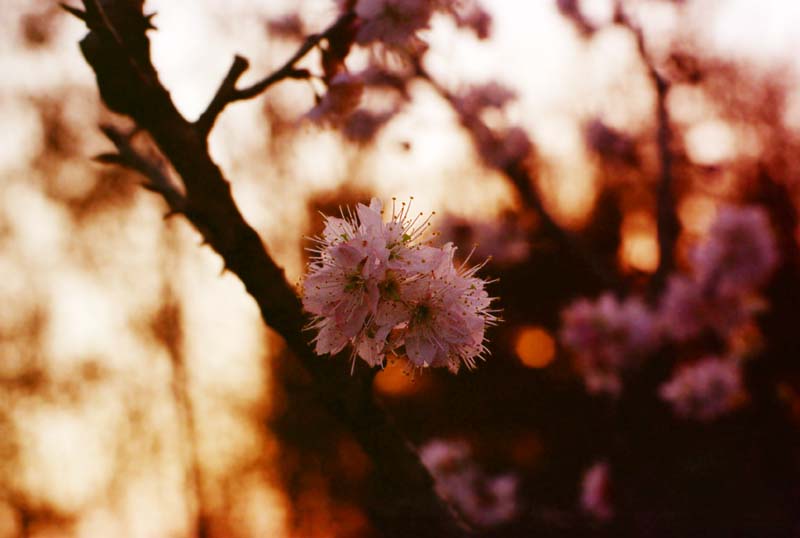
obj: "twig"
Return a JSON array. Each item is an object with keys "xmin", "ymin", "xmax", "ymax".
[
  {"xmin": 415, "ymin": 63, "xmax": 619, "ymax": 290},
  {"xmin": 616, "ymin": 4, "xmax": 679, "ymax": 293},
  {"xmin": 71, "ymin": 3, "xmax": 467, "ymax": 536},
  {"xmin": 95, "ymin": 125, "xmax": 187, "ymax": 215},
  {"xmin": 194, "ymin": 11, "xmax": 355, "ymax": 137}
]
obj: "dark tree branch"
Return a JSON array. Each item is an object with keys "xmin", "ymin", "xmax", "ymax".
[
  {"xmin": 616, "ymin": 5, "xmax": 680, "ymax": 293},
  {"xmin": 69, "ymin": 2, "xmax": 467, "ymax": 536},
  {"xmin": 95, "ymin": 125, "xmax": 186, "ymax": 215},
  {"xmin": 194, "ymin": 12, "xmax": 356, "ymax": 137},
  {"xmin": 415, "ymin": 63, "xmax": 619, "ymax": 290}
]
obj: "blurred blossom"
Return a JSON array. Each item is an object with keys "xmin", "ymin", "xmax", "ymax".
[
  {"xmin": 691, "ymin": 205, "xmax": 779, "ymax": 295},
  {"xmin": 580, "ymin": 461, "xmax": 613, "ymax": 522},
  {"xmin": 449, "ymin": 82, "xmax": 532, "ymax": 169},
  {"xmin": 660, "ymin": 356, "xmax": 746, "ymax": 421},
  {"xmin": 478, "ymin": 125, "xmax": 532, "ymax": 169},
  {"xmin": 585, "ymin": 119, "xmax": 637, "ymax": 164},
  {"xmin": 348, "ymin": 0, "xmax": 435, "ymax": 51},
  {"xmin": 561, "ymin": 293, "xmax": 659, "ymax": 395},
  {"xmin": 453, "ymin": 82, "xmax": 517, "ymax": 117},
  {"xmin": 266, "ymin": 13, "xmax": 305, "ymax": 41},
  {"xmin": 449, "ymin": 0, "xmax": 492, "ymax": 39},
  {"xmin": 419, "ymin": 438, "xmax": 473, "ymax": 476},
  {"xmin": 436, "ymin": 212, "xmax": 530, "ymax": 266},
  {"xmin": 658, "ymin": 275, "xmax": 765, "ymax": 342},
  {"xmin": 302, "ymin": 198, "xmax": 497, "ymax": 372},
  {"xmin": 341, "ymin": 0, "xmax": 485, "ymax": 53},
  {"xmin": 341, "ymin": 108, "xmax": 397, "ymax": 143},
  {"xmin": 306, "ymin": 72, "xmax": 364, "ymax": 125},
  {"xmin": 419, "ymin": 439, "xmax": 518, "ymax": 528},
  {"xmin": 358, "ymin": 62, "xmax": 413, "ymax": 96},
  {"xmin": 658, "ymin": 205, "xmax": 777, "ymax": 343}
]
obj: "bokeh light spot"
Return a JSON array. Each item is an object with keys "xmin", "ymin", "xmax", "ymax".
[
  {"xmin": 619, "ymin": 210, "xmax": 659, "ymax": 273},
  {"xmin": 373, "ymin": 356, "xmax": 426, "ymax": 396},
  {"xmin": 514, "ymin": 326, "xmax": 556, "ymax": 368}
]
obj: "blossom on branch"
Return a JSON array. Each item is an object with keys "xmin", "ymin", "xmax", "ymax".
[
  {"xmin": 560, "ymin": 293, "xmax": 659, "ymax": 395},
  {"xmin": 307, "ymin": 72, "xmax": 364, "ymax": 124},
  {"xmin": 658, "ymin": 275, "xmax": 765, "ymax": 342},
  {"xmin": 338, "ymin": 0, "xmax": 492, "ymax": 56},
  {"xmin": 657, "ymin": 204, "xmax": 778, "ymax": 342},
  {"xmin": 302, "ymin": 198, "xmax": 497, "ymax": 371},
  {"xmin": 419, "ymin": 439, "xmax": 518, "ymax": 528},
  {"xmin": 690, "ymin": 205, "xmax": 779, "ymax": 295},
  {"xmin": 659, "ymin": 356, "xmax": 746, "ymax": 421}
]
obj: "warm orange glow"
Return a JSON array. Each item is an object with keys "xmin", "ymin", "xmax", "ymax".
[
  {"xmin": 678, "ymin": 194, "xmax": 718, "ymax": 235},
  {"xmin": 373, "ymin": 357, "xmax": 427, "ymax": 396},
  {"xmin": 514, "ymin": 326, "xmax": 556, "ymax": 368},
  {"xmin": 538, "ymin": 157, "xmax": 598, "ymax": 228},
  {"xmin": 619, "ymin": 211, "xmax": 659, "ymax": 273}
]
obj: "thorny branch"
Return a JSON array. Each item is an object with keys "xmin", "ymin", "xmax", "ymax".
[
  {"xmin": 194, "ymin": 12, "xmax": 356, "ymax": 137},
  {"xmin": 65, "ymin": 1, "xmax": 468, "ymax": 536}
]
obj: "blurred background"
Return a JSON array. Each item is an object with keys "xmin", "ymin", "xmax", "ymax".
[{"xmin": 1, "ymin": 0, "xmax": 800, "ymax": 536}]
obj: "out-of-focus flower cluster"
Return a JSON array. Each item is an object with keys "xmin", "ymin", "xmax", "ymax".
[
  {"xmin": 560, "ymin": 294, "xmax": 658, "ymax": 395},
  {"xmin": 436, "ymin": 211, "xmax": 531, "ymax": 267},
  {"xmin": 296, "ymin": 0, "xmax": 494, "ymax": 143},
  {"xmin": 560, "ymin": 205, "xmax": 779, "ymax": 420},
  {"xmin": 580, "ymin": 461, "xmax": 613, "ymax": 522},
  {"xmin": 337, "ymin": 0, "xmax": 492, "ymax": 51},
  {"xmin": 301, "ymin": 198, "xmax": 496, "ymax": 372},
  {"xmin": 419, "ymin": 439, "xmax": 518, "ymax": 528},
  {"xmin": 659, "ymin": 356, "xmax": 746, "ymax": 421},
  {"xmin": 450, "ymin": 82, "xmax": 533, "ymax": 170}
]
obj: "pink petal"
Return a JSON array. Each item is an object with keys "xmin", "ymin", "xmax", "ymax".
[{"xmin": 406, "ymin": 332, "xmax": 437, "ymax": 366}]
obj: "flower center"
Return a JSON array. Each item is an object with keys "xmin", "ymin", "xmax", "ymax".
[
  {"xmin": 344, "ymin": 272, "xmax": 365, "ymax": 292},
  {"xmin": 411, "ymin": 303, "xmax": 432, "ymax": 326}
]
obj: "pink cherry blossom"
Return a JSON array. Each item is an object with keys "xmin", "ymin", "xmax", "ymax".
[
  {"xmin": 306, "ymin": 72, "xmax": 364, "ymax": 124},
  {"xmin": 419, "ymin": 439, "xmax": 518, "ymax": 528},
  {"xmin": 302, "ymin": 198, "xmax": 496, "ymax": 371},
  {"xmin": 399, "ymin": 244, "xmax": 496, "ymax": 372},
  {"xmin": 658, "ymin": 275, "xmax": 765, "ymax": 342},
  {"xmin": 454, "ymin": 82, "xmax": 517, "ymax": 117},
  {"xmin": 691, "ymin": 205, "xmax": 779, "ymax": 294},
  {"xmin": 354, "ymin": 0, "xmax": 434, "ymax": 49},
  {"xmin": 660, "ymin": 356, "xmax": 746, "ymax": 421},
  {"xmin": 560, "ymin": 293, "xmax": 659, "ymax": 395},
  {"xmin": 580, "ymin": 461, "xmax": 613, "ymax": 521},
  {"xmin": 450, "ymin": 0, "xmax": 492, "ymax": 39}
]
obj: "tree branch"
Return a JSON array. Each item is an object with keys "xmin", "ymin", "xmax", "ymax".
[
  {"xmin": 194, "ymin": 11, "xmax": 356, "ymax": 137},
  {"xmin": 95, "ymin": 124, "xmax": 186, "ymax": 216},
  {"xmin": 616, "ymin": 5, "xmax": 679, "ymax": 293},
  {"xmin": 69, "ymin": 2, "xmax": 467, "ymax": 536},
  {"xmin": 415, "ymin": 64, "xmax": 619, "ymax": 290}
]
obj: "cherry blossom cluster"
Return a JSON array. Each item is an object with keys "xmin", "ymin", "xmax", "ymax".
[
  {"xmin": 301, "ymin": 198, "xmax": 496, "ymax": 372},
  {"xmin": 338, "ymin": 0, "xmax": 492, "ymax": 51},
  {"xmin": 450, "ymin": 82, "xmax": 533, "ymax": 169},
  {"xmin": 559, "ymin": 204, "xmax": 779, "ymax": 420},
  {"xmin": 659, "ymin": 205, "xmax": 778, "ymax": 342},
  {"xmin": 659, "ymin": 356, "xmax": 746, "ymax": 421},
  {"xmin": 560, "ymin": 293, "xmax": 659, "ymax": 395},
  {"xmin": 300, "ymin": 0, "xmax": 493, "ymax": 140},
  {"xmin": 419, "ymin": 439, "xmax": 518, "ymax": 528}
]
